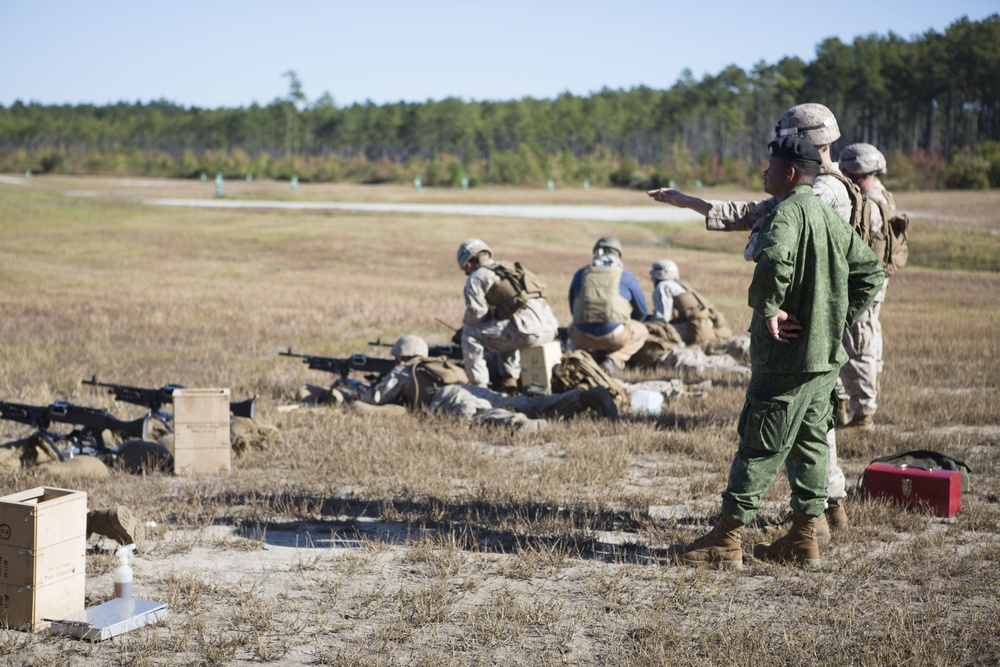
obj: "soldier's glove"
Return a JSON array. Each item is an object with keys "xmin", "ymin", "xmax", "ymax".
[{"xmin": 451, "ymin": 327, "xmax": 463, "ymax": 345}]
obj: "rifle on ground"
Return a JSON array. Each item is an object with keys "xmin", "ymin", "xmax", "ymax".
[
  {"xmin": 0, "ymin": 400, "xmax": 150, "ymax": 462},
  {"xmin": 280, "ymin": 348, "xmax": 397, "ymax": 383},
  {"xmin": 83, "ymin": 376, "xmax": 258, "ymax": 432},
  {"xmin": 367, "ymin": 338, "xmax": 463, "ymax": 361}
]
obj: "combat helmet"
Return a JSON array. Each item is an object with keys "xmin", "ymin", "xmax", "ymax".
[
  {"xmin": 650, "ymin": 259, "xmax": 679, "ymax": 282},
  {"xmin": 838, "ymin": 143, "xmax": 887, "ymax": 176},
  {"xmin": 391, "ymin": 335, "xmax": 429, "ymax": 359},
  {"xmin": 774, "ymin": 103, "xmax": 840, "ymax": 146},
  {"xmin": 456, "ymin": 238, "xmax": 491, "ymax": 270},
  {"xmin": 592, "ymin": 236, "xmax": 623, "ymax": 257}
]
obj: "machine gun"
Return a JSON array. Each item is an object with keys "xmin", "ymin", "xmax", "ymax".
[
  {"xmin": 83, "ymin": 376, "xmax": 258, "ymax": 432},
  {"xmin": 0, "ymin": 399, "xmax": 150, "ymax": 462},
  {"xmin": 366, "ymin": 338, "xmax": 463, "ymax": 360},
  {"xmin": 280, "ymin": 348, "xmax": 397, "ymax": 383}
]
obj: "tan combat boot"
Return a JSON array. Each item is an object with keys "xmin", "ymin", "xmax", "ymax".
[
  {"xmin": 753, "ymin": 512, "xmax": 820, "ymax": 567},
  {"xmin": 762, "ymin": 510, "xmax": 830, "ymax": 542},
  {"xmin": 836, "ymin": 399, "xmax": 853, "ymax": 427},
  {"xmin": 670, "ymin": 515, "xmax": 744, "ymax": 570},
  {"xmin": 844, "ymin": 413, "xmax": 875, "ymax": 431},
  {"xmin": 825, "ymin": 497, "xmax": 848, "ymax": 530},
  {"xmin": 87, "ymin": 506, "xmax": 145, "ymax": 552}
]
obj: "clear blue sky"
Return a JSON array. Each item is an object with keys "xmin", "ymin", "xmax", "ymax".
[{"xmin": 1, "ymin": 1, "xmax": 995, "ymax": 109}]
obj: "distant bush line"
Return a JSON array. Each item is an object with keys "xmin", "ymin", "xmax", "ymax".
[{"xmin": 2, "ymin": 15, "xmax": 998, "ymax": 191}]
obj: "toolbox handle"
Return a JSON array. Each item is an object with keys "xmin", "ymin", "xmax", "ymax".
[{"xmin": 897, "ymin": 464, "xmax": 929, "ymax": 471}]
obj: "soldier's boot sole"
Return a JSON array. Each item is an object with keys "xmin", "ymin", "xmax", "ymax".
[{"xmin": 88, "ymin": 506, "xmax": 145, "ymax": 551}]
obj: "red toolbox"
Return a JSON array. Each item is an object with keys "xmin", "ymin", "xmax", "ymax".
[{"xmin": 864, "ymin": 462, "xmax": 961, "ymax": 517}]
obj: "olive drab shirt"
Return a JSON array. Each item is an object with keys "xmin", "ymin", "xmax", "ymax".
[{"xmin": 748, "ymin": 185, "xmax": 884, "ymax": 374}]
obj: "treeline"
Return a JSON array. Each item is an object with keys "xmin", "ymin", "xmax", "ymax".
[{"xmin": 1, "ymin": 14, "xmax": 998, "ymax": 190}]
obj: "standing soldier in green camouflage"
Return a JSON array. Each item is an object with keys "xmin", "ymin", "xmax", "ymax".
[
  {"xmin": 835, "ymin": 143, "xmax": 895, "ymax": 430},
  {"xmin": 668, "ymin": 137, "xmax": 884, "ymax": 569},
  {"xmin": 647, "ymin": 103, "xmax": 855, "ymax": 532}
]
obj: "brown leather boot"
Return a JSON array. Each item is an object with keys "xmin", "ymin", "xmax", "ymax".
[
  {"xmin": 825, "ymin": 497, "xmax": 848, "ymax": 530},
  {"xmin": 753, "ymin": 512, "xmax": 820, "ymax": 567},
  {"xmin": 87, "ymin": 506, "xmax": 145, "ymax": 552},
  {"xmin": 671, "ymin": 515, "xmax": 744, "ymax": 570}
]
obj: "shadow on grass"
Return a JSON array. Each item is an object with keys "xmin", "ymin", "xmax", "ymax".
[{"xmin": 204, "ymin": 492, "xmax": 703, "ymax": 565}]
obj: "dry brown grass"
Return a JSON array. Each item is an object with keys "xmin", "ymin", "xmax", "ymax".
[{"xmin": 0, "ymin": 176, "xmax": 998, "ymax": 666}]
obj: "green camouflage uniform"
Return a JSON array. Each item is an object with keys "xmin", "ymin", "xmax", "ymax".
[{"xmin": 721, "ymin": 185, "xmax": 884, "ymax": 524}]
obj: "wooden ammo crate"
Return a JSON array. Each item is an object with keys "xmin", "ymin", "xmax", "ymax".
[
  {"xmin": 172, "ymin": 388, "xmax": 231, "ymax": 476},
  {"xmin": 520, "ymin": 341, "xmax": 563, "ymax": 394},
  {"xmin": 0, "ymin": 486, "xmax": 87, "ymax": 630}
]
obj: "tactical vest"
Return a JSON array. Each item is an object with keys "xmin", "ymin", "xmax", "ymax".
[
  {"xmin": 402, "ymin": 357, "xmax": 468, "ymax": 408},
  {"xmin": 672, "ymin": 284, "xmax": 707, "ymax": 321},
  {"xmin": 572, "ymin": 266, "xmax": 633, "ymax": 325},
  {"xmin": 484, "ymin": 261, "xmax": 547, "ymax": 321}
]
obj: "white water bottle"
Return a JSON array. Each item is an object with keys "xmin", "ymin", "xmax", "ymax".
[{"xmin": 113, "ymin": 544, "xmax": 136, "ymax": 601}]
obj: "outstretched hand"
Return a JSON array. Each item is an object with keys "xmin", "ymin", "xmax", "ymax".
[
  {"xmin": 646, "ymin": 188, "xmax": 684, "ymax": 206},
  {"xmin": 766, "ymin": 310, "xmax": 801, "ymax": 344},
  {"xmin": 646, "ymin": 188, "xmax": 711, "ymax": 216}
]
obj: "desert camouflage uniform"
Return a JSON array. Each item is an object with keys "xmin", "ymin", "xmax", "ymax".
[
  {"xmin": 652, "ymin": 279, "xmax": 732, "ymax": 345},
  {"xmin": 834, "ymin": 181, "xmax": 893, "ymax": 418},
  {"xmin": 367, "ymin": 360, "xmax": 609, "ymax": 430},
  {"xmin": 368, "ymin": 364, "xmax": 415, "ymax": 405},
  {"xmin": 704, "ymin": 164, "xmax": 855, "ymax": 501},
  {"xmin": 430, "ymin": 383, "xmax": 584, "ymax": 430},
  {"xmin": 462, "ymin": 258, "xmax": 559, "ymax": 386}
]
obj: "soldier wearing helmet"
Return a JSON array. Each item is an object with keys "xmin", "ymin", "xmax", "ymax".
[
  {"xmin": 646, "ymin": 103, "xmax": 857, "ymax": 531},
  {"xmin": 647, "ymin": 103, "xmax": 854, "ymax": 251},
  {"xmin": 567, "ymin": 236, "xmax": 649, "ymax": 374},
  {"xmin": 455, "ymin": 239, "xmax": 558, "ymax": 389},
  {"xmin": 370, "ymin": 335, "xmax": 619, "ymax": 429},
  {"xmin": 649, "ymin": 259, "xmax": 732, "ymax": 345},
  {"xmin": 833, "ymin": 143, "xmax": 896, "ymax": 431}
]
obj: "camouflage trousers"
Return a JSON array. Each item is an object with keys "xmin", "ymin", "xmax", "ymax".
[
  {"xmin": 836, "ymin": 281, "xmax": 887, "ymax": 417},
  {"xmin": 825, "ymin": 427, "xmax": 846, "ymax": 500},
  {"xmin": 429, "ymin": 384, "xmax": 580, "ymax": 427},
  {"xmin": 568, "ymin": 320, "xmax": 648, "ymax": 370},
  {"xmin": 721, "ymin": 369, "xmax": 837, "ymax": 525},
  {"xmin": 462, "ymin": 316, "xmax": 557, "ymax": 387}
]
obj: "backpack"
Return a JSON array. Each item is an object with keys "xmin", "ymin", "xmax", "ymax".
[
  {"xmin": 859, "ymin": 449, "xmax": 972, "ymax": 493},
  {"xmin": 869, "ymin": 199, "xmax": 910, "ymax": 277},
  {"xmin": 486, "ymin": 261, "xmax": 548, "ymax": 320},
  {"xmin": 828, "ymin": 170, "xmax": 910, "ymax": 277},
  {"xmin": 550, "ymin": 350, "xmax": 627, "ymax": 405},
  {"xmin": 403, "ymin": 357, "xmax": 468, "ymax": 408}
]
